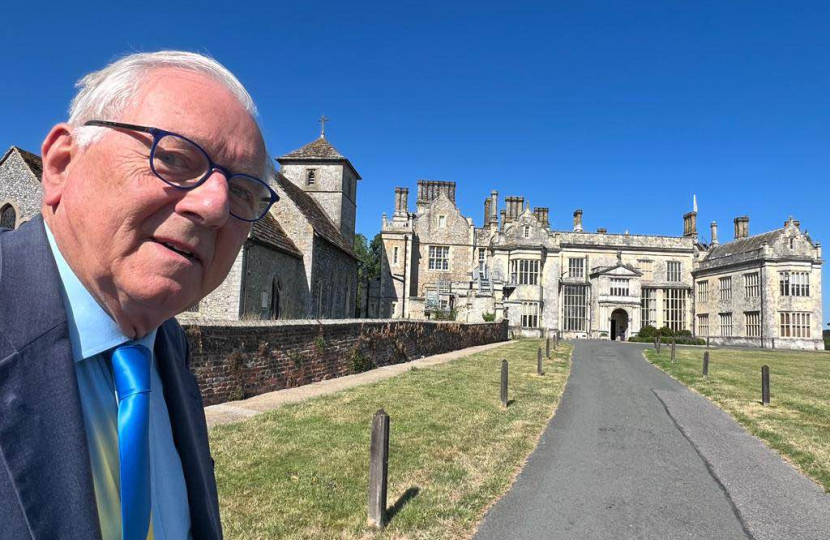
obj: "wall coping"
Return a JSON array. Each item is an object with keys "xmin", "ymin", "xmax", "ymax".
[{"xmin": 177, "ymin": 317, "xmax": 505, "ymax": 329}]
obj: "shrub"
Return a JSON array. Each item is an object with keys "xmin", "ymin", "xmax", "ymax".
[
  {"xmin": 638, "ymin": 325, "xmax": 658, "ymax": 339},
  {"xmin": 482, "ymin": 312, "xmax": 496, "ymax": 322},
  {"xmin": 658, "ymin": 326, "xmax": 675, "ymax": 337},
  {"xmin": 629, "ymin": 335, "xmax": 705, "ymax": 346}
]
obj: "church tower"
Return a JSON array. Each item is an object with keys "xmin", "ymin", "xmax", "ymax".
[{"xmin": 277, "ymin": 117, "xmax": 361, "ymax": 245}]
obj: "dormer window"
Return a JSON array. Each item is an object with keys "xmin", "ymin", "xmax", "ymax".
[
  {"xmin": 438, "ymin": 215, "xmax": 446, "ymax": 228},
  {"xmin": 790, "ymin": 237, "xmax": 795, "ymax": 249},
  {"xmin": 306, "ymin": 168, "xmax": 317, "ymax": 186},
  {"xmin": 523, "ymin": 226, "xmax": 530, "ymax": 238}
]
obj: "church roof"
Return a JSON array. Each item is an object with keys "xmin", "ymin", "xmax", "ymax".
[
  {"xmin": 250, "ymin": 212, "xmax": 303, "ymax": 258},
  {"xmin": 277, "ymin": 137, "xmax": 361, "ymax": 179},
  {"xmin": 704, "ymin": 229, "xmax": 784, "ymax": 261},
  {"xmin": 273, "ymin": 172, "xmax": 358, "ymax": 260},
  {"xmin": 0, "ymin": 146, "xmax": 43, "ymax": 180}
]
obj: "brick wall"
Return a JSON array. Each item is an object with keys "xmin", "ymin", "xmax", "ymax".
[{"xmin": 182, "ymin": 319, "xmax": 508, "ymax": 405}]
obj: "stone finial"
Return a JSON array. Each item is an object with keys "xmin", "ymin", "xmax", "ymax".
[{"xmin": 573, "ymin": 209, "xmax": 583, "ymax": 232}]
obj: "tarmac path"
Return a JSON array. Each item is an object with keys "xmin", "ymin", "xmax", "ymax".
[{"xmin": 472, "ymin": 340, "xmax": 830, "ymax": 540}]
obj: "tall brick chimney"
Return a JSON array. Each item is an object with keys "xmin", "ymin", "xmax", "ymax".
[
  {"xmin": 534, "ymin": 207, "xmax": 549, "ymax": 229},
  {"xmin": 710, "ymin": 221, "xmax": 719, "ymax": 245},
  {"xmin": 394, "ymin": 187, "xmax": 409, "ymax": 217},
  {"xmin": 734, "ymin": 216, "xmax": 750, "ymax": 240}
]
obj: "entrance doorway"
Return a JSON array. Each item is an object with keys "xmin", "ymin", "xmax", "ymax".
[{"xmin": 610, "ymin": 309, "xmax": 629, "ymax": 341}]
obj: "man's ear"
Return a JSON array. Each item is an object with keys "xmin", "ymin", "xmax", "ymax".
[{"xmin": 41, "ymin": 123, "xmax": 76, "ymax": 207}]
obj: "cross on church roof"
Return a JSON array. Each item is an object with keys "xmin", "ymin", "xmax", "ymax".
[{"xmin": 319, "ymin": 115, "xmax": 329, "ymax": 138}]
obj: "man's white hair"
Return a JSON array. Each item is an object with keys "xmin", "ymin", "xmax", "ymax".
[{"xmin": 69, "ymin": 50, "xmax": 274, "ymax": 177}]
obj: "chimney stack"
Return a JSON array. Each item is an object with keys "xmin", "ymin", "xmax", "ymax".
[
  {"xmin": 734, "ymin": 216, "xmax": 750, "ymax": 240},
  {"xmin": 683, "ymin": 211, "xmax": 698, "ymax": 238},
  {"xmin": 489, "ymin": 191, "xmax": 499, "ymax": 225},
  {"xmin": 534, "ymin": 207, "xmax": 549, "ymax": 229},
  {"xmin": 710, "ymin": 221, "xmax": 719, "ymax": 245},
  {"xmin": 394, "ymin": 187, "xmax": 409, "ymax": 217},
  {"xmin": 505, "ymin": 196, "xmax": 524, "ymax": 221},
  {"xmin": 573, "ymin": 209, "xmax": 584, "ymax": 232}
]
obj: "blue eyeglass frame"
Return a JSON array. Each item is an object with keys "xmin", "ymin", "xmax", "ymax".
[{"xmin": 83, "ymin": 119, "xmax": 279, "ymax": 222}]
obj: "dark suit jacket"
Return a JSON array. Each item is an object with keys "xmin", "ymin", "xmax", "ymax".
[{"xmin": 0, "ymin": 216, "xmax": 222, "ymax": 539}]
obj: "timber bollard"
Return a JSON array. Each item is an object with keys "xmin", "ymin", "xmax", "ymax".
[
  {"xmin": 655, "ymin": 336, "xmax": 661, "ymax": 353},
  {"xmin": 537, "ymin": 347, "xmax": 543, "ymax": 375},
  {"xmin": 368, "ymin": 409, "xmax": 390, "ymax": 529},
  {"xmin": 761, "ymin": 365, "xmax": 770, "ymax": 406},
  {"xmin": 671, "ymin": 339, "xmax": 676, "ymax": 363},
  {"xmin": 554, "ymin": 331, "xmax": 559, "ymax": 351},
  {"xmin": 707, "ymin": 335, "xmax": 710, "ymax": 348},
  {"xmin": 500, "ymin": 360, "xmax": 508, "ymax": 407},
  {"xmin": 546, "ymin": 336, "xmax": 551, "ymax": 358},
  {"xmin": 703, "ymin": 352, "xmax": 709, "ymax": 378}
]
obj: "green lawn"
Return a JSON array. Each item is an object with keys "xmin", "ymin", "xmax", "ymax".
[
  {"xmin": 210, "ymin": 340, "xmax": 573, "ymax": 540},
  {"xmin": 644, "ymin": 346, "xmax": 830, "ymax": 492}
]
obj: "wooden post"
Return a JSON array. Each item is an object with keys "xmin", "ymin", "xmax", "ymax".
[
  {"xmin": 500, "ymin": 360, "xmax": 508, "ymax": 408},
  {"xmin": 707, "ymin": 335, "xmax": 710, "ymax": 348},
  {"xmin": 761, "ymin": 365, "xmax": 770, "ymax": 406},
  {"xmin": 655, "ymin": 336, "xmax": 661, "ymax": 353},
  {"xmin": 368, "ymin": 409, "xmax": 390, "ymax": 529},
  {"xmin": 537, "ymin": 347, "xmax": 543, "ymax": 376},
  {"xmin": 703, "ymin": 352, "xmax": 709, "ymax": 378},
  {"xmin": 554, "ymin": 330, "xmax": 559, "ymax": 350},
  {"xmin": 546, "ymin": 336, "xmax": 551, "ymax": 358},
  {"xmin": 671, "ymin": 339, "xmax": 676, "ymax": 364}
]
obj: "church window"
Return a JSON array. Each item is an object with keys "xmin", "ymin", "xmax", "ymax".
[
  {"xmin": 744, "ymin": 273, "xmax": 760, "ymax": 298},
  {"xmin": 0, "ymin": 205, "xmax": 16, "ymax": 230},
  {"xmin": 563, "ymin": 285, "xmax": 588, "ymax": 331},
  {"xmin": 719, "ymin": 277, "xmax": 732, "ymax": 300},
  {"xmin": 719, "ymin": 312, "xmax": 733, "ymax": 337},
  {"xmin": 438, "ymin": 215, "xmax": 446, "ymax": 228},
  {"xmin": 610, "ymin": 278, "xmax": 629, "ymax": 297},
  {"xmin": 779, "ymin": 312, "xmax": 810, "ymax": 338},
  {"xmin": 393, "ymin": 246, "xmax": 399, "ymax": 265},
  {"xmin": 745, "ymin": 312, "xmax": 760, "ymax": 337},
  {"xmin": 641, "ymin": 288, "xmax": 656, "ymax": 327},
  {"xmin": 521, "ymin": 301, "xmax": 539, "ymax": 328},
  {"xmin": 510, "ymin": 259, "xmax": 539, "ymax": 285},
  {"xmin": 662, "ymin": 288, "xmax": 686, "ymax": 332},
  {"xmin": 638, "ymin": 260, "xmax": 653, "ymax": 281},
  {"xmin": 697, "ymin": 281, "xmax": 709, "ymax": 303},
  {"xmin": 568, "ymin": 258, "xmax": 585, "ymax": 279},
  {"xmin": 779, "ymin": 271, "xmax": 809, "ymax": 297},
  {"xmin": 667, "ymin": 261, "xmax": 682, "ymax": 282},
  {"xmin": 697, "ymin": 314, "xmax": 709, "ymax": 337},
  {"xmin": 306, "ymin": 168, "xmax": 317, "ymax": 185},
  {"xmin": 428, "ymin": 246, "xmax": 450, "ymax": 271}
]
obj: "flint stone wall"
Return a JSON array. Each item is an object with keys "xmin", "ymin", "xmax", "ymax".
[{"xmin": 182, "ymin": 318, "xmax": 508, "ymax": 406}]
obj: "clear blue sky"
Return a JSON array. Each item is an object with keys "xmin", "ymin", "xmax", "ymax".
[{"xmin": 2, "ymin": 1, "xmax": 829, "ymax": 326}]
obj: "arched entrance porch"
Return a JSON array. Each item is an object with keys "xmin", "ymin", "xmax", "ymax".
[{"xmin": 610, "ymin": 308, "xmax": 629, "ymax": 341}]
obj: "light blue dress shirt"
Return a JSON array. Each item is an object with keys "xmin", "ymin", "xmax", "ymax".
[{"xmin": 45, "ymin": 224, "xmax": 193, "ymax": 540}]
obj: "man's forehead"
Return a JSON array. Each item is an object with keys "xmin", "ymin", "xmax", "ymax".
[{"xmin": 123, "ymin": 68, "xmax": 266, "ymax": 170}]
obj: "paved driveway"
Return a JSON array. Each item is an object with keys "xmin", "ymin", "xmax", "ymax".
[{"xmin": 473, "ymin": 340, "xmax": 830, "ymax": 540}]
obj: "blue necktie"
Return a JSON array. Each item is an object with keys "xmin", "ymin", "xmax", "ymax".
[{"xmin": 111, "ymin": 344, "xmax": 152, "ymax": 540}]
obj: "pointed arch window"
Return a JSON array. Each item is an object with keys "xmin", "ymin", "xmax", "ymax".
[{"xmin": 0, "ymin": 205, "xmax": 16, "ymax": 230}]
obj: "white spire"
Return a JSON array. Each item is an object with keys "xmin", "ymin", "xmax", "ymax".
[{"xmin": 693, "ymin": 194, "xmax": 698, "ymax": 213}]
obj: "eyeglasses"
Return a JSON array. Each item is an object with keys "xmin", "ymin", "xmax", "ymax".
[{"xmin": 83, "ymin": 120, "xmax": 278, "ymax": 222}]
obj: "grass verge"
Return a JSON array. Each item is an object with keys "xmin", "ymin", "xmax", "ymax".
[
  {"xmin": 644, "ymin": 346, "xmax": 830, "ymax": 492},
  {"xmin": 210, "ymin": 340, "xmax": 573, "ymax": 540}
]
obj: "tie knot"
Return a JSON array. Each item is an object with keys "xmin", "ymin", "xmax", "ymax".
[{"xmin": 111, "ymin": 344, "xmax": 152, "ymax": 402}]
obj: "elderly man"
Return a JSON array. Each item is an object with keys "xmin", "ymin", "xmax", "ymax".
[{"xmin": 0, "ymin": 51, "xmax": 277, "ymax": 540}]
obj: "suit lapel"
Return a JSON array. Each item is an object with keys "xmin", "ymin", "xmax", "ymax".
[
  {"xmin": 0, "ymin": 217, "xmax": 101, "ymax": 540},
  {"xmin": 155, "ymin": 321, "xmax": 223, "ymax": 540}
]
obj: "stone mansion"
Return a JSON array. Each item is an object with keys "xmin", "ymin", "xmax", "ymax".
[{"xmin": 377, "ymin": 181, "xmax": 824, "ymax": 350}]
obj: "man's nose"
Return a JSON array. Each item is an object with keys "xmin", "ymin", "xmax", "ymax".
[{"xmin": 175, "ymin": 170, "xmax": 231, "ymax": 228}]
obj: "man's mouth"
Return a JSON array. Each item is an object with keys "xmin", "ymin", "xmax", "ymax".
[{"xmin": 154, "ymin": 239, "xmax": 199, "ymax": 262}]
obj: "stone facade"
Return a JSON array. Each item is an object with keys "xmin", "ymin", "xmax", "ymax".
[
  {"xmin": 380, "ymin": 182, "xmax": 824, "ymax": 350},
  {"xmin": 0, "ymin": 147, "xmax": 43, "ymax": 229},
  {"xmin": 182, "ymin": 319, "xmax": 508, "ymax": 405}
]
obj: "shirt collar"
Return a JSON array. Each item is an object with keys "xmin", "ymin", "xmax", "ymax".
[{"xmin": 44, "ymin": 222, "xmax": 156, "ymax": 362}]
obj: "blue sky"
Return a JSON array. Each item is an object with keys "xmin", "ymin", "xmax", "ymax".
[{"xmin": 2, "ymin": 1, "xmax": 829, "ymax": 326}]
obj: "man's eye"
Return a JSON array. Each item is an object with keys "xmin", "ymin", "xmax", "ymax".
[
  {"xmin": 156, "ymin": 151, "xmax": 190, "ymax": 169},
  {"xmin": 230, "ymin": 184, "xmax": 255, "ymax": 204}
]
